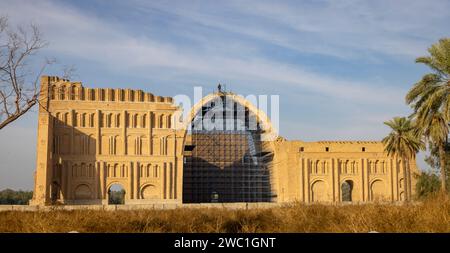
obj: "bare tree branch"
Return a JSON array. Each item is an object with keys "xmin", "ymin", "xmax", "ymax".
[
  {"xmin": 0, "ymin": 16, "xmax": 49, "ymax": 130},
  {"xmin": 61, "ymin": 64, "xmax": 77, "ymax": 80}
]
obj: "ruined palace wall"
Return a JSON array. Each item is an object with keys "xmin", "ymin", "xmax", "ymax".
[
  {"xmin": 31, "ymin": 76, "xmax": 418, "ymax": 206},
  {"xmin": 272, "ymin": 140, "xmax": 418, "ymax": 203},
  {"xmin": 31, "ymin": 76, "xmax": 185, "ymax": 205}
]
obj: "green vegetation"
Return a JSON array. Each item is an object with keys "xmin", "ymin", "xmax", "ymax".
[
  {"xmin": 384, "ymin": 38, "xmax": 450, "ymax": 196},
  {"xmin": 405, "ymin": 38, "xmax": 450, "ymax": 192},
  {"xmin": 417, "ymin": 142, "xmax": 450, "ymax": 198},
  {"xmin": 382, "ymin": 117, "xmax": 424, "ymax": 199},
  {"xmin": 416, "ymin": 171, "xmax": 441, "ymax": 199},
  {"xmin": 382, "ymin": 117, "xmax": 424, "ymax": 160},
  {"xmin": 0, "ymin": 189, "xmax": 33, "ymax": 205}
]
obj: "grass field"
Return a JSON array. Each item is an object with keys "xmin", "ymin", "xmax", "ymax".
[{"xmin": 0, "ymin": 195, "xmax": 448, "ymax": 233}]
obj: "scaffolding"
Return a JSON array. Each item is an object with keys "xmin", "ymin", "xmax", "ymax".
[{"xmin": 183, "ymin": 94, "xmax": 274, "ymax": 203}]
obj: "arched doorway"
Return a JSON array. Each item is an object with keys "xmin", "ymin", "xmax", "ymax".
[
  {"xmin": 341, "ymin": 180, "xmax": 353, "ymax": 202},
  {"xmin": 108, "ymin": 183, "xmax": 125, "ymax": 204},
  {"xmin": 311, "ymin": 180, "xmax": 327, "ymax": 202},
  {"xmin": 182, "ymin": 93, "xmax": 275, "ymax": 203},
  {"xmin": 370, "ymin": 180, "xmax": 385, "ymax": 201}
]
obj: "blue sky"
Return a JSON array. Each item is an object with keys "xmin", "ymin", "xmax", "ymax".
[{"xmin": 0, "ymin": 0, "xmax": 449, "ymax": 190}]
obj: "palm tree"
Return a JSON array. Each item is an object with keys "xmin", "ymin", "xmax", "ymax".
[
  {"xmin": 382, "ymin": 117, "xmax": 424, "ymax": 200},
  {"xmin": 406, "ymin": 38, "xmax": 450, "ymax": 192},
  {"xmin": 413, "ymin": 111, "xmax": 448, "ymax": 192}
]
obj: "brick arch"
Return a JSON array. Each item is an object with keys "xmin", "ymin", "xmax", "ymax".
[
  {"xmin": 310, "ymin": 179, "xmax": 329, "ymax": 202},
  {"xmin": 340, "ymin": 179, "xmax": 354, "ymax": 202},
  {"xmin": 180, "ymin": 93, "xmax": 278, "ymax": 142},
  {"xmin": 106, "ymin": 182, "xmax": 127, "ymax": 204},
  {"xmin": 140, "ymin": 184, "xmax": 160, "ymax": 200},
  {"xmin": 74, "ymin": 184, "xmax": 93, "ymax": 200},
  {"xmin": 107, "ymin": 181, "xmax": 126, "ymax": 191},
  {"xmin": 370, "ymin": 179, "xmax": 386, "ymax": 201},
  {"xmin": 180, "ymin": 92, "xmax": 277, "ymax": 203}
]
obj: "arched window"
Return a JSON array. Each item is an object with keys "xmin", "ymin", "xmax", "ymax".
[
  {"xmin": 81, "ymin": 113, "xmax": 86, "ymax": 127},
  {"xmin": 70, "ymin": 85, "xmax": 76, "ymax": 100},
  {"xmin": 120, "ymin": 90, "xmax": 125, "ymax": 101},
  {"xmin": 73, "ymin": 112, "xmax": 78, "ymax": 127},
  {"xmin": 121, "ymin": 166, "xmax": 125, "ymax": 178},
  {"xmin": 89, "ymin": 113, "xmax": 95, "ymax": 127},
  {"xmin": 79, "ymin": 87, "xmax": 85, "ymax": 100},
  {"xmin": 115, "ymin": 114, "xmax": 120, "ymax": 128},
  {"xmin": 89, "ymin": 89, "xmax": 95, "ymax": 101},
  {"xmin": 166, "ymin": 115, "xmax": 171, "ymax": 128},
  {"xmin": 60, "ymin": 86, "xmax": 66, "ymax": 100},
  {"xmin": 147, "ymin": 164, "xmax": 151, "ymax": 177},
  {"xmin": 113, "ymin": 164, "xmax": 118, "ymax": 177},
  {"xmin": 129, "ymin": 90, "xmax": 135, "ymax": 101},
  {"xmin": 51, "ymin": 85, "xmax": 56, "ymax": 100},
  {"xmin": 111, "ymin": 113, "xmax": 116, "ymax": 128},
  {"xmin": 133, "ymin": 114, "xmax": 138, "ymax": 128},
  {"xmin": 142, "ymin": 114, "xmax": 146, "ymax": 128},
  {"xmin": 63, "ymin": 113, "xmax": 69, "ymax": 125},
  {"xmin": 110, "ymin": 89, "xmax": 115, "ymax": 101},
  {"xmin": 159, "ymin": 114, "xmax": 164, "ymax": 128},
  {"xmin": 100, "ymin": 89, "xmax": 105, "ymax": 101},
  {"xmin": 107, "ymin": 113, "xmax": 112, "ymax": 128}
]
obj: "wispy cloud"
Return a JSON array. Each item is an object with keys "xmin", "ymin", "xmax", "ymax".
[
  {"xmin": 133, "ymin": 0, "xmax": 449, "ymax": 60},
  {"xmin": 228, "ymin": 0, "xmax": 448, "ymax": 57},
  {"xmin": 1, "ymin": 0, "xmax": 415, "ymax": 104}
]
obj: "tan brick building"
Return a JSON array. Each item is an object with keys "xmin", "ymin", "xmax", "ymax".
[{"xmin": 30, "ymin": 76, "xmax": 418, "ymax": 205}]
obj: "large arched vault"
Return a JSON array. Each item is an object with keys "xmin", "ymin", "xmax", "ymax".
[
  {"xmin": 180, "ymin": 92, "xmax": 277, "ymax": 203},
  {"xmin": 180, "ymin": 92, "xmax": 278, "ymax": 142}
]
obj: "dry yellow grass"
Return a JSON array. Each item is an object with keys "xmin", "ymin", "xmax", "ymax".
[{"xmin": 0, "ymin": 195, "xmax": 448, "ymax": 233}]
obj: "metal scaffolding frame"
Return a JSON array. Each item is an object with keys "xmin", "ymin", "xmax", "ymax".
[{"xmin": 183, "ymin": 94, "xmax": 274, "ymax": 203}]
